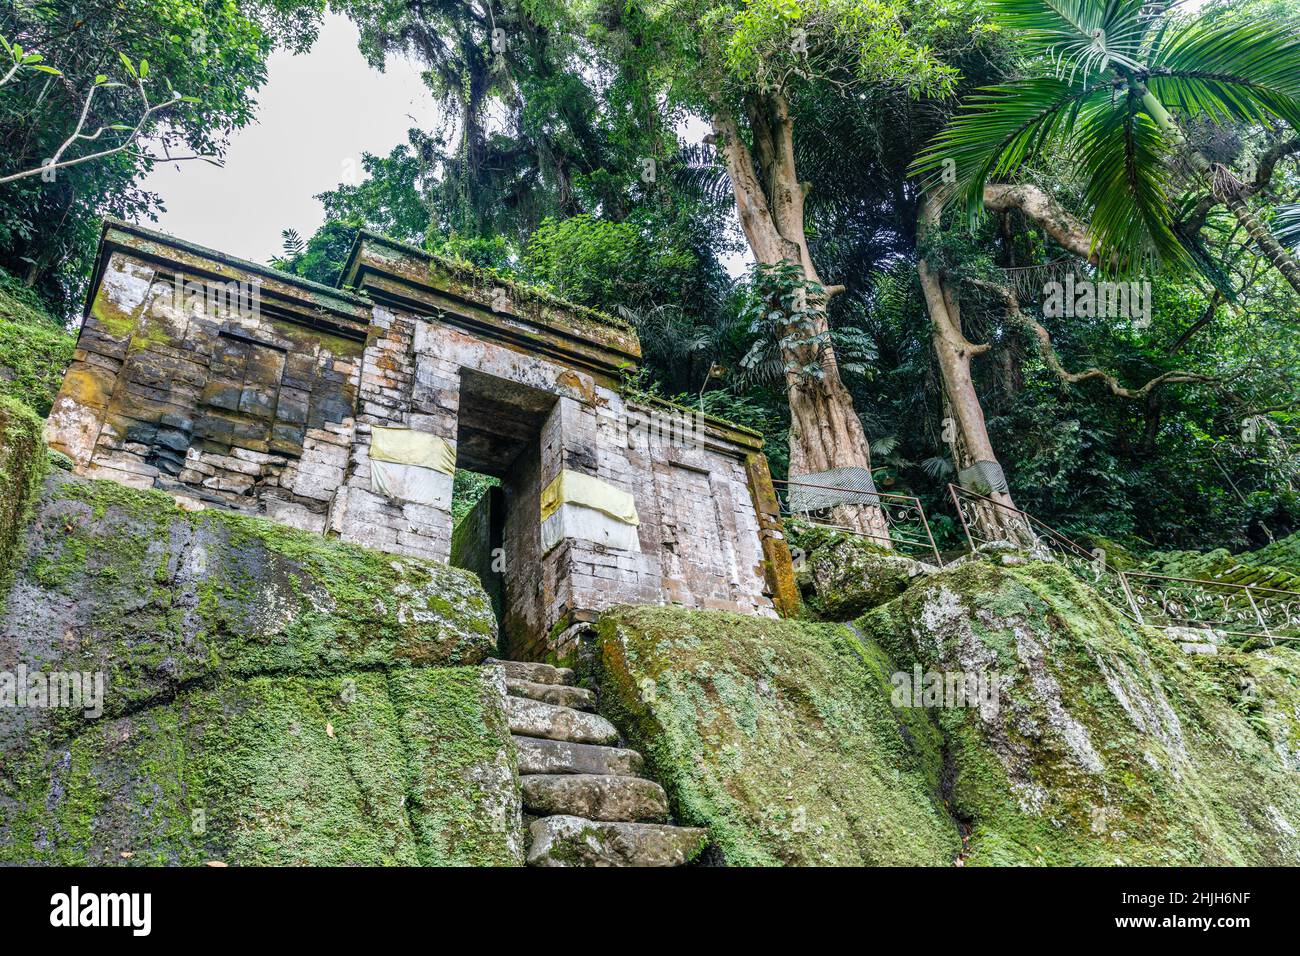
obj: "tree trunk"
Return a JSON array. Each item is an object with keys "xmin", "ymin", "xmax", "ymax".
[
  {"xmin": 917, "ymin": 196, "xmax": 1025, "ymax": 544},
  {"xmin": 712, "ymin": 95, "xmax": 890, "ymax": 543},
  {"xmin": 1139, "ymin": 88, "xmax": 1300, "ymax": 296}
]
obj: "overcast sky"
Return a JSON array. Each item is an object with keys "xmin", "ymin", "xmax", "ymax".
[{"xmin": 138, "ymin": 14, "xmax": 439, "ymax": 265}]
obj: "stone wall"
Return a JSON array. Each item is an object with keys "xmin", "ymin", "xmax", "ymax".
[{"xmin": 45, "ymin": 221, "xmax": 798, "ymax": 654}]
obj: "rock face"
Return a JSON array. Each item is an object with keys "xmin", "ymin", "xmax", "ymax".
[
  {"xmin": 597, "ymin": 558, "xmax": 1300, "ymax": 866},
  {"xmin": 0, "ymin": 396, "xmax": 45, "ymax": 607},
  {"xmin": 0, "ymin": 474, "xmax": 524, "ymax": 865},
  {"xmin": 788, "ymin": 520, "xmax": 935, "ymax": 619},
  {"xmin": 595, "ymin": 606, "xmax": 961, "ymax": 866},
  {"xmin": 857, "ymin": 559, "xmax": 1300, "ymax": 865}
]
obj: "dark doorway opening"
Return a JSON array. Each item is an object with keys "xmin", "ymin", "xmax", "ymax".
[{"xmin": 448, "ymin": 369, "xmax": 556, "ymax": 656}]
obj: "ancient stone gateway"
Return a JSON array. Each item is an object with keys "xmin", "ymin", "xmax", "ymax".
[{"xmin": 46, "ymin": 220, "xmax": 797, "ymax": 658}]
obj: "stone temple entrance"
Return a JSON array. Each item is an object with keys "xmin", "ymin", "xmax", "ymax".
[{"xmin": 45, "ymin": 219, "xmax": 797, "ymax": 656}]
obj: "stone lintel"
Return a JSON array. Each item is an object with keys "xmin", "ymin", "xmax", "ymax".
[
  {"xmin": 91, "ymin": 219, "xmax": 372, "ymax": 341},
  {"xmin": 342, "ymin": 232, "xmax": 641, "ymax": 379}
]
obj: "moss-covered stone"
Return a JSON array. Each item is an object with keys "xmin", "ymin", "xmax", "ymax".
[
  {"xmin": 593, "ymin": 606, "xmax": 962, "ymax": 866},
  {"xmin": 0, "ymin": 473, "xmax": 524, "ymax": 866},
  {"xmin": 390, "ymin": 666, "xmax": 524, "ymax": 865},
  {"xmin": 857, "ymin": 558, "xmax": 1300, "ymax": 865},
  {"xmin": 0, "ymin": 314, "xmax": 74, "ymax": 418},
  {"xmin": 2, "ymin": 472, "xmax": 496, "ymax": 753},
  {"xmin": 0, "ymin": 394, "xmax": 47, "ymax": 613},
  {"xmin": 1244, "ymin": 532, "xmax": 1300, "ymax": 575},
  {"xmin": 0, "ymin": 667, "xmax": 523, "ymax": 866}
]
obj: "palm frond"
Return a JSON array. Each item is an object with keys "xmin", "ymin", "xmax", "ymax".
[
  {"xmin": 921, "ymin": 456, "xmax": 955, "ymax": 480},
  {"xmin": 1149, "ymin": 17, "xmax": 1300, "ymax": 129},
  {"xmin": 985, "ymin": 0, "xmax": 1149, "ymax": 78},
  {"xmin": 1073, "ymin": 91, "xmax": 1187, "ymax": 270},
  {"xmin": 1275, "ymin": 203, "xmax": 1300, "ymax": 252},
  {"xmin": 911, "ymin": 78, "xmax": 1105, "ymax": 218}
]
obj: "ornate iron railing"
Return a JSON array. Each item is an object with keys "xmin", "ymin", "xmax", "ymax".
[
  {"xmin": 948, "ymin": 484, "xmax": 1095, "ymax": 560},
  {"xmin": 775, "ymin": 479, "xmax": 942, "ymax": 566},
  {"xmin": 947, "ymin": 483, "xmax": 1300, "ymax": 644},
  {"xmin": 1119, "ymin": 571, "xmax": 1300, "ymax": 644}
]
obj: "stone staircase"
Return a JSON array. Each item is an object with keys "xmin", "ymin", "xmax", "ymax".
[{"xmin": 487, "ymin": 658, "xmax": 707, "ymax": 866}]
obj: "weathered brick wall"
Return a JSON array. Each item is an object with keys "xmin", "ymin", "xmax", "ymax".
[
  {"xmin": 46, "ymin": 222, "xmax": 797, "ymax": 658},
  {"xmin": 46, "ymin": 241, "xmax": 367, "ymax": 535}
]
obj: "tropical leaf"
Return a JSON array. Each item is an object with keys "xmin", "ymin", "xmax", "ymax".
[
  {"xmin": 911, "ymin": 77, "xmax": 1106, "ymax": 218},
  {"xmin": 1148, "ymin": 17, "xmax": 1300, "ymax": 130},
  {"xmin": 1274, "ymin": 203, "xmax": 1300, "ymax": 252}
]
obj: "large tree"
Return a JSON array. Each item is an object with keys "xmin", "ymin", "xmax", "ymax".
[{"xmin": 568, "ymin": 0, "xmax": 968, "ymax": 537}]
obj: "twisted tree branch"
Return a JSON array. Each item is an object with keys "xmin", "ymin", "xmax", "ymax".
[{"xmin": 964, "ymin": 277, "xmax": 1217, "ymax": 400}]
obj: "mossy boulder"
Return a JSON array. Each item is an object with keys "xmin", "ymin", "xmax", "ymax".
[
  {"xmin": 593, "ymin": 606, "xmax": 962, "ymax": 866},
  {"xmin": 2, "ymin": 473, "xmax": 496, "ymax": 751},
  {"xmin": 0, "ymin": 666, "xmax": 523, "ymax": 865},
  {"xmin": 786, "ymin": 517, "xmax": 936, "ymax": 619},
  {"xmin": 0, "ymin": 395, "xmax": 46, "ymax": 608},
  {"xmin": 0, "ymin": 473, "xmax": 523, "ymax": 865},
  {"xmin": 857, "ymin": 558, "xmax": 1300, "ymax": 865},
  {"xmin": 806, "ymin": 536, "xmax": 934, "ymax": 619}
]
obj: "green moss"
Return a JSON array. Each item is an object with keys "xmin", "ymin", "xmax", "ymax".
[
  {"xmin": 594, "ymin": 606, "xmax": 961, "ymax": 866},
  {"xmin": 857, "ymin": 558, "xmax": 1300, "ymax": 865},
  {"xmin": 0, "ymin": 311, "xmax": 75, "ymax": 417},
  {"xmin": 0, "ymin": 394, "xmax": 48, "ymax": 614},
  {"xmin": 389, "ymin": 668, "xmax": 523, "ymax": 865},
  {"xmin": 2, "ymin": 666, "xmax": 523, "ymax": 867},
  {"xmin": 5, "ymin": 473, "xmax": 498, "ymax": 753}
]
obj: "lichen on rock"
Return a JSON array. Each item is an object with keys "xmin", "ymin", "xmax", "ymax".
[
  {"xmin": 857, "ymin": 558, "xmax": 1300, "ymax": 865},
  {"xmin": 0, "ymin": 473, "xmax": 523, "ymax": 866}
]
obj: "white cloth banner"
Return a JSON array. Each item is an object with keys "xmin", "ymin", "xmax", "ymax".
[
  {"xmin": 370, "ymin": 459, "xmax": 452, "ymax": 508},
  {"xmin": 540, "ymin": 502, "xmax": 641, "ymax": 555}
]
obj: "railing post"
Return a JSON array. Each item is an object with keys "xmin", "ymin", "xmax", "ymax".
[
  {"xmin": 1243, "ymin": 585, "xmax": 1274, "ymax": 646},
  {"xmin": 1118, "ymin": 571, "xmax": 1144, "ymax": 625},
  {"xmin": 948, "ymin": 483, "xmax": 976, "ymax": 554}
]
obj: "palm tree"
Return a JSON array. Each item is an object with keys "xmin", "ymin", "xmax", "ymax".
[{"xmin": 912, "ymin": 0, "xmax": 1300, "ymax": 294}]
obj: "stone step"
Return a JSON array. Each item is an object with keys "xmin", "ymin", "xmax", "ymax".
[
  {"xmin": 486, "ymin": 658, "xmax": 575, "ymax": 687},
  {"xmin": 507, "ymin": 678, "xmax": 596, "ymax": 711},
  {"xmin": 505, "ymin": 696, "xmax": 619, "ymax": 746},
  {"xmin": 514, "ymin": 735, "xmax": 644, "ymax": 777},
  {"xmin": 520, "ymin": 773, "xmax": 668, "ymax": 823},
  {"xmin": 527, "ymin": 815, "xmax": 708, "ymax": 867}
]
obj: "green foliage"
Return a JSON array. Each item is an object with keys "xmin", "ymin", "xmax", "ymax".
[
  {"xmin": 0, "ymin": 0, "xmax": 324, "ymax": 315},
  {"xmin": 913, "ymin": 0, "xmax": 1300, "ymax": 273},
  {"xmin": 452, "ymin": 469, "xmax": 500, "ymax": 525}
]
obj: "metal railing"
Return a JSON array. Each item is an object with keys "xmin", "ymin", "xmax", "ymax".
[
  {"xmin": 947, "ymin": 483, "xmax": 1300, "ymax": 645},
  {"xmin": 948, "ymin": 483, "xmax": 1096, "ymax": 562},
  {"xmin": 1119, "ymin": 571, "xmax": 1300, "ymax": 644},
  {"xmin": 775, "ymin": 479, "xmax": 942, "ymax": 566}
]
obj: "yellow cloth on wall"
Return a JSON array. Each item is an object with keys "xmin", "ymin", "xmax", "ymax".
[
  {"xmin": 540, "ymin": 470, "xmax": 639, "ymax": 526},
  {"xmin": 369, "ymin": 426, "xmax": 455, "ymax": 475}
]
